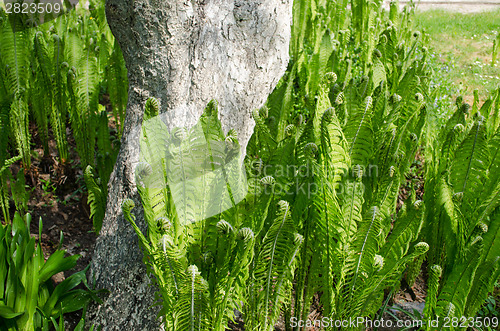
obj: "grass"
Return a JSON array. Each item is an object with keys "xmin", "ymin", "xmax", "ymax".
[{"xmin": 415, "ymin": 9, "xmax": 500, "ymax": 103}]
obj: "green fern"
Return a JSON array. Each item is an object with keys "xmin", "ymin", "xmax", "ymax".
[
  {"xmin": 173, "ymin": 265, "xmax": 211, "ymax": 331},
  {"xmin": 252, "ymin": 200, "xmax": 301, "ymax": 330},
  {"xmin": 84, "ymin": 166, "xmax": 106, "ymax": 233}
]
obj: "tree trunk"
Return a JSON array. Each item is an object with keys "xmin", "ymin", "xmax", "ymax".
[{"xmin": 86, "ymin": 0, "xmax": 291, "ymax": 329}]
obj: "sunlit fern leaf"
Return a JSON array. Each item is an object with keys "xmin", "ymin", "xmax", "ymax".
[
  {"xmin": 276, "ymin": 67, "xmax": 296, "ymax": 142},
  {"xmin": 371, "ymin": 82, "xmax": 388, "ymax": 136},
  {"xmin": 140, "ymin": 112, "xmax": 169, "ymax": 165},
  {"xmin": 251, "ymin": 107, "xmax": 276, "ymax": 156},
  {"xmin": 344, "ymin": 94, "xmax": 374, "ymax": 167},
  {"xmin": 253, "ymin": 200, "xmax": 300, "ymax": 330},
  {"xmin": 436, "ymin": 238, "xmax": 483, "ymax": 318},
  {"xmin": 380, "ymin": 200, "xmax": 424, "ymax": 269},
  {"xmin": 64, "ymin": 29, "xmax": 83, "ymax": 71},
  {"xmin": 139, "ymin": 109, "xmax": 170, "ymax": 225},
  {"xmin": 200, "ymin": 100, "xmax": 225, "ymax": 143},
  {"xmin": 265, "ymin": 136, "xmax": 296, "ymax": 190},
  {"xmin": 475, "ymin": 129, "xmax": 500, "ymax": 210},
  {"xmin": 135, "ymin": 161, "xmax": 167, "ymax": 229},
  {"xmin": 342, "ymin": 206, "xmax": 382, "ymax": 307},
  {"xmin": 370, "ymin": 168, "xmax": 400, "ymax": 237},
  {"xmin": 305, "ymin": 29, "xmax": 334, "ymax": 98},
  {"xmin": 464, "ymin": 210, "xmax": 500, "ymax": 317},
  {"xmin": 395, "ymin": 68, "xmax": 420, "ymax": 120},
  {"xmin": 339, "ymin": 179, "xmax": 363, "ymax": 249},
  {"xmin": 212, "ymin": 227, "xmax": 255, "ymax": 329},
  {"xmin": 266, "ymin": 76, "xmax": 286, "ymax": 136},
  {"xmin": 312, "ymin": 73, "xmax": 335, "ymax": 139},
  {"xmin": 371, "ymin": 57, "xmax": 386, "ymax": 90},
  {"xmin": 319, "ymin": 106, "xmax": 349, "ymax": 186},
  {"xmin": 393, "ymin": 96, "xmax": 426, "ymax": 174},
  {"xmin": 358, "ymin": 242, "xmax": 429, "ymax": 317},
  {"xmin": 435, "ymin": 176, "xmax": 462, "ymax": 266},
  {"xmin": 307, "ymin": 161, "xmax": 343, "ymax": 316},
  {"xmin": 166, "ymin": 130, "xmax": 208, "ymax": 223},
  {"xmin": 173, "ymin": 265, "xmax": 211, "ymax": 331},
  {"xmin": 295, "ymin": 113, "xmax": 316, "ymax": 169},
  {"xmin": 450, "ymin": 119, "xmax": 489, "ymax": 222},
  {"xmin": 438, "ymin": 122, "xmax": 466, "ymax": 175},
  {"xmin": 423, "ymin": 265, "xmax": 442, "ymax": 320},
  {"xmin": 474, "ymin": 180, "xmax": 500, "ymax": 230},
  {"xmin": 487, "ymin": 88, "xmax": 500, "ymax": 134},
  {"xmin": 153, "ymin": 234, "xmax": 187, "ymax": 318},
  {"xmin": 222, "ymin": 140, "xmax": 247, "ymax": 210},
  {"xmin": 290, "ymin": 0, "xmax": 310, "ymax": 60}
]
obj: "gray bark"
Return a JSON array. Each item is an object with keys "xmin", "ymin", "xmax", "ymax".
[{"xmin": 86, "ymin": 0, "xmax": 291, "ymax": 329}]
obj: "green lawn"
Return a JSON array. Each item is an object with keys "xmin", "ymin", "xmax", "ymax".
[{"xmin": 415, "ymin": 9, "xmax": 500, "ymax": 103}]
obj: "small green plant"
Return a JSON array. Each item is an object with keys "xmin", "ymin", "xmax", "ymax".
[
  {"xmin": 39, "ymin": 177, "xmax": 56, "ymax": 196},
  {"xmin": 0, "ymin": 212, "xmax": 103, "ymax": 330}
]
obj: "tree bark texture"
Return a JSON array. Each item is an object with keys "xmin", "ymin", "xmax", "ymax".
[{"xmin": 86, "ymin": 0, "xmax": 291, "ymax": 329}]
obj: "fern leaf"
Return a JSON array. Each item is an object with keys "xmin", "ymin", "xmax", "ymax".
[
  {"xmin": 342, "ymin": 206, "xmax": 382, "ymax": 306},
  {"xmin": 344, "ymin": 95, "xmax": 374, "ymax": 166},
  {"xmin": 253, "ymin": 200, "xmax": 300, "ymax": 330},
  {"xmin": 84, "ymin": 166, "xmax": 106, "ymax": 233},
  {"xmin": 173, "ymin": 265, "xmax": 211, "ymax": 331},
  {"xmin": 423, "ymin": 265, "xmax": 443, "ymax": 320},
  {"xmin": 436, "ymin": 238, "xmax": 483, "ymax": 318},
  {"xmin": 464, "ymin": 209, "xmax": 500, "ymax": 316},
  {"xmin": 450, "ymin": 119, "xmax": 489, "ymax": 225}
]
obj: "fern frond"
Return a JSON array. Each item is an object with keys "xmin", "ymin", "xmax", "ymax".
[
  {"xmin": 464, "ymin": 209, "xmax": 500, "ymax": 316},
  {"xmin": 341, "ymin": 206, "xmax": 383, "ymax": 309},
  {"xmin": 84, "ymin": 166, "xmax": 106, "ymax": 233},
  {"xmin": 450, "ymin": 119, "xmax": 489, "ymax": 225},
  {"xmin": 253, "ymin": 200, "xmax": 300, "ymax": 330},
  {"xmin": 436, "ymin": 238, "xmax": 483, "ymax": 318},
  {"xmin": 423, "ymin": 265, "xmax": 442, "ymax": 320},
  {"xmin": 344, "ymin": 95, "xmax": 374, "ymax": 166},
  {"xmin": 106, "ymin": 40, "xmax": 127, "ymax": 135},
  {"xmin": 173, "ymin": 265, "xmax": 211, "ymax": 331}
]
